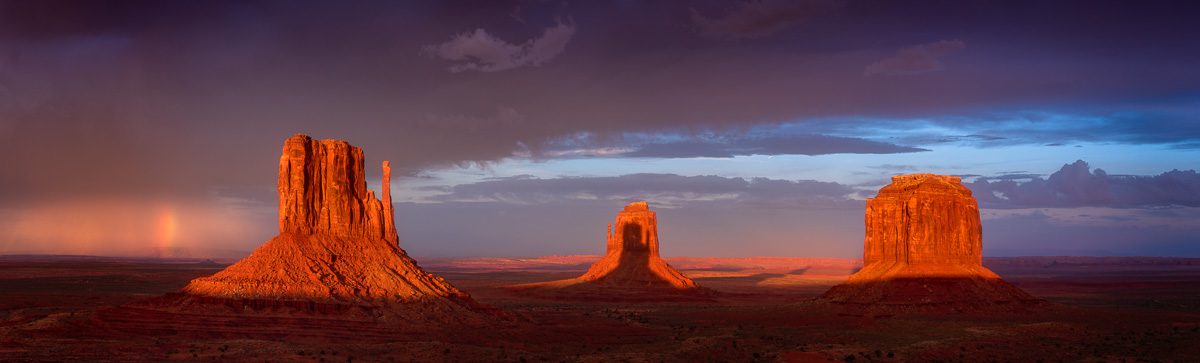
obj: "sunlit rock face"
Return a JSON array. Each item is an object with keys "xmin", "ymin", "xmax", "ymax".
[
  {"xmin": 823, "ymin": 174, "xmax": 1038, "ymax": 310},
  {"xmin": 182, "ymin": 134, "xmax": 471, "ymax": 306},
  {"xmin": 863, "ymin": 174, "xmax": 983, "ymax": 273},
  {"xmin": 277, "ymin": 135, "xmax": 397, "ymax": 245},
  {"xmin": 577, "ymin": 201, "xmax": 699, "ymax": 289},
  {"xmin": 508, "ymin": 201, "xmax": 705, "ymax": 300}
]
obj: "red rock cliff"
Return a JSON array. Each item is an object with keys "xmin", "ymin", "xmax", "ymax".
[
  {"xmin": 182, "ymin": 134, "xmax": 469, "ymax": 305},
  {"xmin": 576, "ymin": 201, "xmax": 699, "ymax": 289},
  {"xmin": 278, "ymin": 134, "xmax": 397, "ymax": 245},
  {"xmin": 863, "ymin": 174, "xmax": 982, "ymax": 269},
  {"xmin": 822, "ymin": 173, "xmax": 1037, "ymax": 309}
]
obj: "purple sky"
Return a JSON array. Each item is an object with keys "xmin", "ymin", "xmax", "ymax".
[{"xmin": 1, "ymin": 1, "xmax": 1198, "ymax": 258}]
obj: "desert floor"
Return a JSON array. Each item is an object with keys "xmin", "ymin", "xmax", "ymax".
[{"xmin": 1, "ymin": 255, "xmax": 1198, "ymax": 362}]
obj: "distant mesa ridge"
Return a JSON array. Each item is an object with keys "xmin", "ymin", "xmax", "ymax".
[{"xmin": 822, "ymin": 173, "xmax": 1039, "ymax": 310}]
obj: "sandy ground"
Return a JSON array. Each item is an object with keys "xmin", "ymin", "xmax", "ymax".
[{"xmin": 1, "ymin": 255, "xmax": 1198, "ymax": 362}]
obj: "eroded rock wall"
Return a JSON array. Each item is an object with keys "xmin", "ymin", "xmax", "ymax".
[
  {"xmin": 822, "ymin": 173, "xmax": 1037, "ymax": 309},
  {"xmin": 864, "ymin": 174, "xmax": 982, "ymax": 268},
  {"xmin": 277, "ymin": 134, "xmax": 397, "ymax": 245},
  {"xmin": 182, "ymin": 134, "xmax": 468, "ymax": 305},
  {"xmin": 577, "ymin": 202, "xmax": 699, "ymax": 289}
]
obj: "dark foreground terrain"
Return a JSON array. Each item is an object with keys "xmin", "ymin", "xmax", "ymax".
[{"xmin": 1, "ymin": 255, "xmax": 1198, "ymax": 362}]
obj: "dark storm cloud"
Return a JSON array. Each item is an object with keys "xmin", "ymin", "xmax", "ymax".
[
  {"xmin": 5, "ymin": 1, "xmax": 1200, "ymax": 259},
  {"xmin": 2, "ymin": 1, "xmax": 1200, "ymax": 195},
  {"xmin": 427, "ymin": 173, "xmax": 859, "ymax": 209},
  {"xmin": 688, "ymin": 0, "xmax": 841, "ymax": 40},
  {"xmin": 864, "ymin": 39, "xmax": 965, "ymax": 76},
  {"xmin": 423, "ymin": 19, "xmax": 575, "ymax": 72},
  {"xmin": 969, "ymin": 160, "xmax": 1200, "ymax": 209},
  {"xmin": 0, "ymin": 32, "xmax": 188, "ymax": 202}
]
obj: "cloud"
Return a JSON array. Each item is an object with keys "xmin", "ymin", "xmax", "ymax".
[
  {"xmin": 395, "ymin": 199, "xmax": 867, "ymax": 258},
  {"xmin": 2, "ymin": 1, "xmax": 1200, "ymax": 259},
  {"xmin": 399, "ymin": 165, "xmax": 1200, "ymax": 258},
  {"xmin": 396, "ymin": 173, "xmax": 865, "ymax": 257},
  {"xmin": 1170, "ymin": 142, "xmax": 1200, "ymax": 149},
  {"xmin": 427, "ymin": 160, "xmax": 1200, "ymax": 212},
  {"xmin": 985, "ymin": 173, "xmax": 1042, "ymax": 180},
  {"xmin": 982, "ymin": 207, "xmax": 1200, "ymax": 229},
  {"xmin": 2, "ymin": 1, "xmax": 1197, "ymax": 189},
  {"xmin": 794, "ymin": 110, "xmax": 1200, "ymax": 149},
  {"xmin": 864, "ymin": 39, "xmax": 965, "ymax": 76},
  {"xmin": 424, "ymin": 19, "xmax": 575, "ymax": 72},
  {"xmin": 424, "ymin": 173, "xmax": 858, "ymax": 209},
  {"xmin": 623, "ymin": 134, "xmax": 926, "ymax": 158},
  {"xmin": 969, "ymin": 160, "xmax": 1200, "ymax": 208},
  {"xmin": 981, "ymin": 208, "xmax": 1200, "ymax": 257},
  {"xmin": 530, "ymin": 130, "xmax": 927, "ymax": 159},
  {"xmin": 689, "ymin": 0, "xmax": 839, "ymax": 40}
]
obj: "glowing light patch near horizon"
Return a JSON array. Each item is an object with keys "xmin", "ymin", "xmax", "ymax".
[
  {"xmin": 0, "ymin": 198, "xmax": 274, "ymax": 258},
  {"xmin": 155, "ymin": 204, "xmax": 179, "ymax": 255}
]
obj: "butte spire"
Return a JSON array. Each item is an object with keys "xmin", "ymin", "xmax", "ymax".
[
  {"xmin": 512, "ymin": 201, "xmax": 706, "ymax": 300},
  {"xmin": 274, "ymin": 134, "xmax": 397, "ymax": 245},
  {"xmin": 821, "ymin": 174, "xmax": 1039, "ymax": 312},
  {"xmin": 116, "ymin": 134, "xmax": 491, "ymax": 326},
  {"xmin": 579, "ymin": 201, "xmax": 698, "ymax": 288}
]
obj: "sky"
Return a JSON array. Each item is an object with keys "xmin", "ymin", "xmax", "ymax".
[{"xmin": 1, "ymin": 0, "xmax": 1198, "ymax": 259}]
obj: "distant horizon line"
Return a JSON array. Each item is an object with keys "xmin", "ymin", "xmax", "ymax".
[{"xmin": 3, "ymin": 253, "xmax": 1199, "ymax": 263}]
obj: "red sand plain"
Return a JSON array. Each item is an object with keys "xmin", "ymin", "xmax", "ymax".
[{"xmin": 1, "ymin": 254, "xmax": 1199, "ymax": 362}]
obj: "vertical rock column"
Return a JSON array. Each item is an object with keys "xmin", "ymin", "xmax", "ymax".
[
  {"xmin": 276, "ymin": 134, "xmax": 395, "ymax": 242},
  {"xmin": 577, "ymin": 201, "xmax": 699, "ymax": 289},
  {"xmin": 381, "ymin": 160, "xmax": 397, "ymax": 245},
  {"xmin": 862, "ymin": 174, "xmax": 982, "ymax": 270}
]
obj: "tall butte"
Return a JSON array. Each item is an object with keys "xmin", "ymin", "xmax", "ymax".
[
  {"xmin": 821, "ymin": 174, "xmax": 1038, "ymax": 311},
  {"xmin": 180, "ymin": 134, "xmax": 475, "ymax": 312},
  {"xmin": 512, "ymin": 201, "xmax": 704, "ymax": 299},
  {"xmin": 579, "ymin": 201, "xmax": 698, "ymax": 288}
]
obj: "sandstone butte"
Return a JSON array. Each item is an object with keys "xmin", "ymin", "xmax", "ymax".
[
  {"xmin": 512, "ymin": 201, "xmax": 703, "ymax": 297},
  {"xmin": 178, "ymin": 134, "xmax": 477, "ymax": 313},
  {"xmin": 821, "ymin": 173, "xmax": 1038, "ymax": 310}
]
